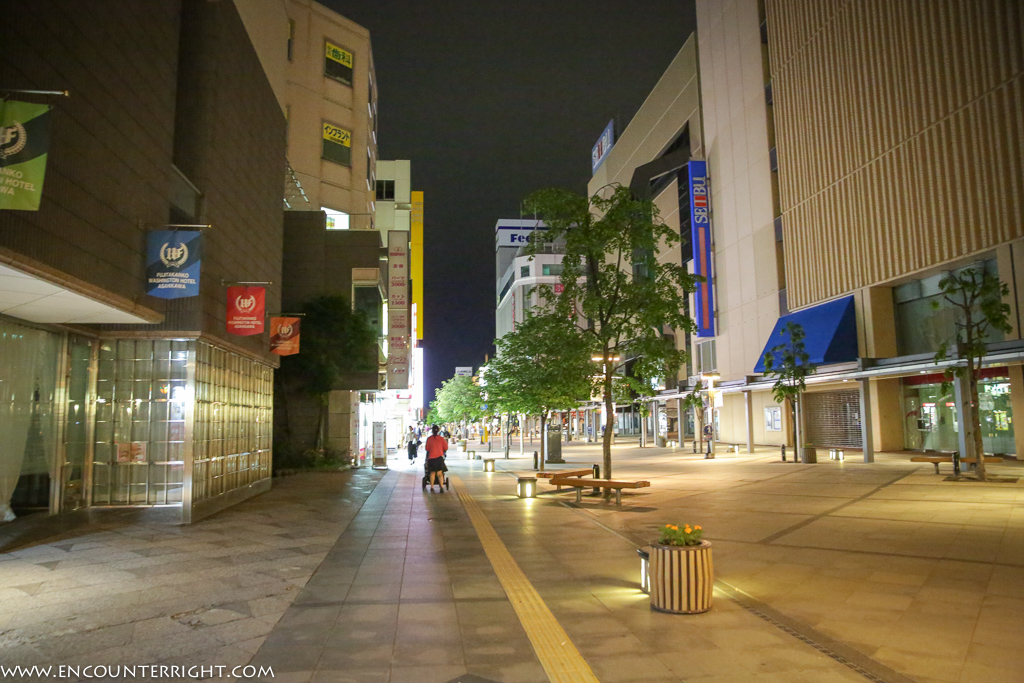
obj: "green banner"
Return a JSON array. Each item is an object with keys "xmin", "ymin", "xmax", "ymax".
[{"xmin": 0, "ymin": 100, "xmax": 53, "ymax": 211}]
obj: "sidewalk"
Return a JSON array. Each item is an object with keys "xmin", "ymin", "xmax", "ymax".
[{"xmin": 0, "ymin": 442, "xmax": 1021, "ymax": 683}]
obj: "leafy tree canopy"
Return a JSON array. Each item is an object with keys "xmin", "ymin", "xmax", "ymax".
[
  {"xmin": 521, "ymin": 184, "xmax": 698, "ymax": 478},
  {"xmin": 485, "ymin": 311, "xmax": 594, "ymax": 418},
  {"xmin": 279, "ymin": 295, "xmax": 378, "ymax": 396},
  {"xmin": 430, "ymin": 375, "xmax": 484, "ymax": 425}
]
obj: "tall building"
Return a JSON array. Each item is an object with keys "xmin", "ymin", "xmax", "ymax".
[
  {"xmin": 283, "ymin": 0, "xmax": 376, "ymax": 229},
  {"xmin": 586, "ymin": 37, "xmax": 709, "ymax": 440},
  {"xmin": 0, "ymin": 0, "xmax": 285, "ymax": 529},
  {"xmin": 754, "ymin": 0, "xmax": 1024, "ymax": 458},
  {"xmin": 252, "ymin": 1, "xmax": 385, "ymax": 458},
  {"xmin": 588, "ymin": 0, "xmax": 1023, "ymax": 459},
  {"xmin": 494, "ymin": 219, "xmax": 561, "ymax": 339}
]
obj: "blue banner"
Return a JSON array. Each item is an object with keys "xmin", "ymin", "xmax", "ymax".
[
  {"xmin": 146, "ymin": 230, "xmax": 201, "ymax": 298},
  {"xmin": 591, "ymin": 119, "xmax": 615, "ymax": 174},
  {"xmin": 688, "ymin": 160, "xmax": 714, "ymax": 337}
]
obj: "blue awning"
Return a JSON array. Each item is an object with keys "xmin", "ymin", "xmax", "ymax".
[{"xmin": 753, "ymin": 296, "xmax": 858, "ymax": 373}]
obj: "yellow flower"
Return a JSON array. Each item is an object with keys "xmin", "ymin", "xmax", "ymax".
[
  {"xmin": 695, "ymin": 525, "xmax": 702, "ymax": 530},
  {"xmin": 668, "ymin": 525, "xmax": 678, "ymax": 530},
  {"xmin": 684, "ymin": 526, "xmax": 692, "ymax": 533}
]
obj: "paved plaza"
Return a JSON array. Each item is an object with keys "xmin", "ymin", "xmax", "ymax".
[{"xmin": 0, "ymin": 440, "xmax": 1022, "ymax": 683}]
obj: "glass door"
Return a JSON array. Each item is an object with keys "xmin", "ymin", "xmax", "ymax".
[{"xmin": 61, "ymin": 337, "xmax": 95, "ymax": 512}]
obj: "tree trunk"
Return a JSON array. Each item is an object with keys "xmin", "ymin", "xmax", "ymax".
[
  {"xmin": 969, "ymin": 364, "xmax": 987, "ymax": 481},
  {"xmin": 793, "ymin": 396, "xmax": 801, "ymax": 463},
  {"xmin": 603, "ymin": 369, "xmax": 614, "ymax": 483},
  {"xmin": 519, "ymin": 414, "xmax": 525, "ymax": 455}
]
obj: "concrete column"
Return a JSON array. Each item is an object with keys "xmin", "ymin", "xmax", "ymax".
[
  {"xmin": 859, "ymin": 378, "xmax": 874, "ymax": 462},
  {"xmin": 676, "ymin": 397, "xmax": 685, "ymax": 446},
  {"xmin": 953, "ymin": 374, "xmax": 973, "ymax": 458},
  {"xmin": 1009, "ymin": 365, "xmax": 1024, "ymax": 458},
  {"xmin": 744, "ymin": 391, "xmax": 754, "ymax": 453}
]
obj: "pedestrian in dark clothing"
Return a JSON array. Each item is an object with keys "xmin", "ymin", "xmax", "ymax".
[
  {"xmin": 424, "ymin": 425, "xmax": 448, "ymax": 492},
  {"xmin": 405, "ymin": 427, "xmax": 419, "ymax": 461}
]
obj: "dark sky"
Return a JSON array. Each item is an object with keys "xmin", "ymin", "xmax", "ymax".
[{"xmin": 326, "ymin": 0, "xmax": 696, "ymax": 403}]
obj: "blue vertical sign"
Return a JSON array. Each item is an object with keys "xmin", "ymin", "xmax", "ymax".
[
  {"xmin": 591, "ymin": 119, "xmax": 615, "ymax": 174},
  {"xmin": 146, "ymin": 230, "xmax": 202, "ymax": 298},
  {"xmin": 688, "ymin": 160, "xmax": 714, "ymax": 337}
]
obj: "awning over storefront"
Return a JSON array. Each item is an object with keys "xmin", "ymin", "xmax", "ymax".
[{"xmin": 754, "ymin": 295, "xmax": 858, "ymax": 373}]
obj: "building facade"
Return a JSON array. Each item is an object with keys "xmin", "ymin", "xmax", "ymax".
[
  {"xmin": 586, "ymin": 0, "xmax": 1023, "ymax": 458},
  {"xmin": 494, "ymin": 219, "xmax": 562, "ymax": 340},
  {"xmin": 0, "ymin": 0, "xmax": 285, "ymax": 530}
]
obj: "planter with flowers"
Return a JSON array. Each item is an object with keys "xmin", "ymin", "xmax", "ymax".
[{"xmin": 648, "ymin": 523, "xmax": 713, "ymax": 614}]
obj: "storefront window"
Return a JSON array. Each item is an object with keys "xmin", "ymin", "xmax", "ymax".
[
  {"xmin": 192, "ymin": 343, "xmax": 273, "ymax": 503},
  {"xmin": 0, "ymin": 320, "xmax": 61, "ymax": 521},
  {"xmin": 894, "ymin": 260, "xmax": 1003, "ymax": 356},
  {"xmin": 902, "ymin": 370, "xmax": 1015, "ymax": 455},
  {"xmin": 92, "ymin": 340, "xmax": 187, "ymax": 505}
]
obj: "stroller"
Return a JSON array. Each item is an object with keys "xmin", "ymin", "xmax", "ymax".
[{"xmin": 421, "ymin": 456, "xmax": 450, "ymax": 491}]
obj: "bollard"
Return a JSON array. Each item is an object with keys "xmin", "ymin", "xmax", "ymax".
[
  {"xmin": 781, "ymin": 444, "xmax": 786, "ymax": 462},
  {"xmin": 533, "ymin": 451, "xmax": 539, "ymax": 470},
  {"xmin": 693, "ymin": 439, "xmax": 698, "ymax": 453},
  {"xmin": 953, "ymin": 450, "xmax": 961, "ymax": 477},
  {"xmin": 592, "ymin": 464, "xmax": 600, "ymax": 479}
]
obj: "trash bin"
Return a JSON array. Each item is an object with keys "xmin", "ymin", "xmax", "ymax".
[{"xmin": 546, "ymin": 426, "xmax": 564, "ymax": 463}]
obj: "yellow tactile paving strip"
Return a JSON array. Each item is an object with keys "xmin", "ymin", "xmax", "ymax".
[{"xmin": 449, "ymin": 474, "xmax": 600, "ymax": 683}]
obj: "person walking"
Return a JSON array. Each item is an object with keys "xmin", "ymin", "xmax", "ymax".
[
  {"xmin": 405, "ymin": 426, "xmax": 420, "ymax": 462},
  {"xmin": 423, "ymin": 424, "xmax": 448, "ymax": 492}
]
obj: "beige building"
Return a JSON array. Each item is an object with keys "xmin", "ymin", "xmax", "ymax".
[
  {"xmin": 284, "ymin": 0, "xmax": 377, "ymax": 228},
  {"xmin": 759, "ymin": 0, "xmax": 1024, "ymax": 459},
  {"xmin": 239, "ymin": 0, "xmax": 383, "ymax": 458},
  {"xmin": 590, "ymin": 0, "xmax": 1024, "ymax": 460}
]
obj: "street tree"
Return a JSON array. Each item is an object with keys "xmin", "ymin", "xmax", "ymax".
[
  {"xmin": 762, "ymin": 321, "xmax": 815, "ymax": 461},
  {"xmin": 933, "ymin": 266, "xmax": 1012, "ymax": 482},
  {"xmin": 486, "ymin": 311, "xmax": 594, "ymax": 468},
  {"xmin": 276, "ymin": 295, "xmax": 377, "ymax": 450},
  {"xmin": 523, "ymin": 184, "xmax": 698, "ymax": 480},
  {"xmin": 430, "ymin": 374, "xmax": 485, "ymax": 428}
]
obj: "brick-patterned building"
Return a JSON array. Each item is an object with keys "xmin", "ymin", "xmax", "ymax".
[{"xmin": 0, "ymin": 0, "xmax": 285, "ymax": 529}]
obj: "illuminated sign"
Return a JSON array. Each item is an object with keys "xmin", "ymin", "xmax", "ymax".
[
  {"xmin": 688, "ymin": 160, "xmax": 714, "ymax": 337},
  {"xmin": 591, "ymin": 119, "xmax": 615, "ymax": 174}
]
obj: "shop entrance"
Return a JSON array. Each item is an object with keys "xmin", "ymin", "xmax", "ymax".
[{"xmin": 902, "ymin": 369, "xmax": 1015, "ymax": 455}]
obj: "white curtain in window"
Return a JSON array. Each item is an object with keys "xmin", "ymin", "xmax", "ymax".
[{"xmin": 0, "ymin": 322, "xmax": 59, "ymax": 522}]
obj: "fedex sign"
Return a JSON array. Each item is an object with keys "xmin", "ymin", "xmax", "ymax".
[
  {"xmin": 495, "ymin": 222, "xmax": 548, "ymax": 248},
  {"xmin": 688, "ymin": 160, "xmax": 715, "ymax": 337}
]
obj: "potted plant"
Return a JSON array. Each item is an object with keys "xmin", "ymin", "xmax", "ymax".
[{"xmin": 648, "ymin": 523, "xmax": 713, "ymax": 614}]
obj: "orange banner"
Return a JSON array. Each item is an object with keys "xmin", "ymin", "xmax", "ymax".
[{"xmin": 270, "ymin": 317, "xmax": 300, "ymax": 356}]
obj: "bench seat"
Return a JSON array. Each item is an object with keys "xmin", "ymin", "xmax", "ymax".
[
  {"xmin": 910, "ymin": 455, "xmax": 1003, "ymax": 474},
  {"xmin": 548, "ymin": 477, "xmax": 650, "ymax": 505},
  {"xmin": 536, "ymin": 468, "xmax": 594, "ymax": 480}
]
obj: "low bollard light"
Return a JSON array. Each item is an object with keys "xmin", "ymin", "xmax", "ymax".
[
  {"xmin": 483, "ymin": 459, "xmax": 495, "ymax": 472},
  {"xmin": 837, "ymin": 449, "xmax": 845, "ymax": 461},
  {"xmin": 517, "ymin": 476, "xmax": 537, "ymax": 499},
  {"xmin": 829, "ymin": 449, "xmax": 836, "ymax": 460},
  {"xmin": 637, "ymin": 548, "xmax": 650, "ymax": 594}
]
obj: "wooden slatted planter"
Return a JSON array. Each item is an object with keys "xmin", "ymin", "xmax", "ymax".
[{"xmin": 649, "ymin": 541, "xmax": 714, "ymax": 614}]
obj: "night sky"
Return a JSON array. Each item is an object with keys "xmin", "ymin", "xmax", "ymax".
[{"xmin": 326, "ymin": 1, "xmax": 697, "ymax": 402}]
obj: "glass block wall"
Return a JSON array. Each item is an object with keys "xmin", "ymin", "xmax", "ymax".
[
  {"xmin": 93, "ymin": 340, "xmax": 188, "ymax": 505},
  {"xmin": 192, "ymin": 342, "xmax": 273, "ymax": 503}
]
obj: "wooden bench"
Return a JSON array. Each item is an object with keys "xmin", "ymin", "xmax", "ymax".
[
  {"xmin": 910, "ymin": 455, "xmax": 1003, "ymax": 474},
  {"xmin": 537, "ymin": 468, "xmax": 597, "ymax": 490},
  {"xmin": 548, "ymin": 477, "xmax": 650, "ymax": 505}
]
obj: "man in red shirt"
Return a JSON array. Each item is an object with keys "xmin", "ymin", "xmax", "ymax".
[{"xmin": 423, "ymin": 424, "xmax": 448, "ymax": 492}]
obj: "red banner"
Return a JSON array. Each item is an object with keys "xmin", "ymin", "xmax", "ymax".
[
  {"xmin": 226, "ymin": 286, "xmax": 265, "ymax": 335},
  {"xmin": 270, "ymin": 317, "xmax": 300, "ymax": 355}
]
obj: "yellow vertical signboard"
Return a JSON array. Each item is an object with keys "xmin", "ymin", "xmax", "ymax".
[{"xmin": 411, "ymin": 191, "xmax": 424, "ymax": 340}]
